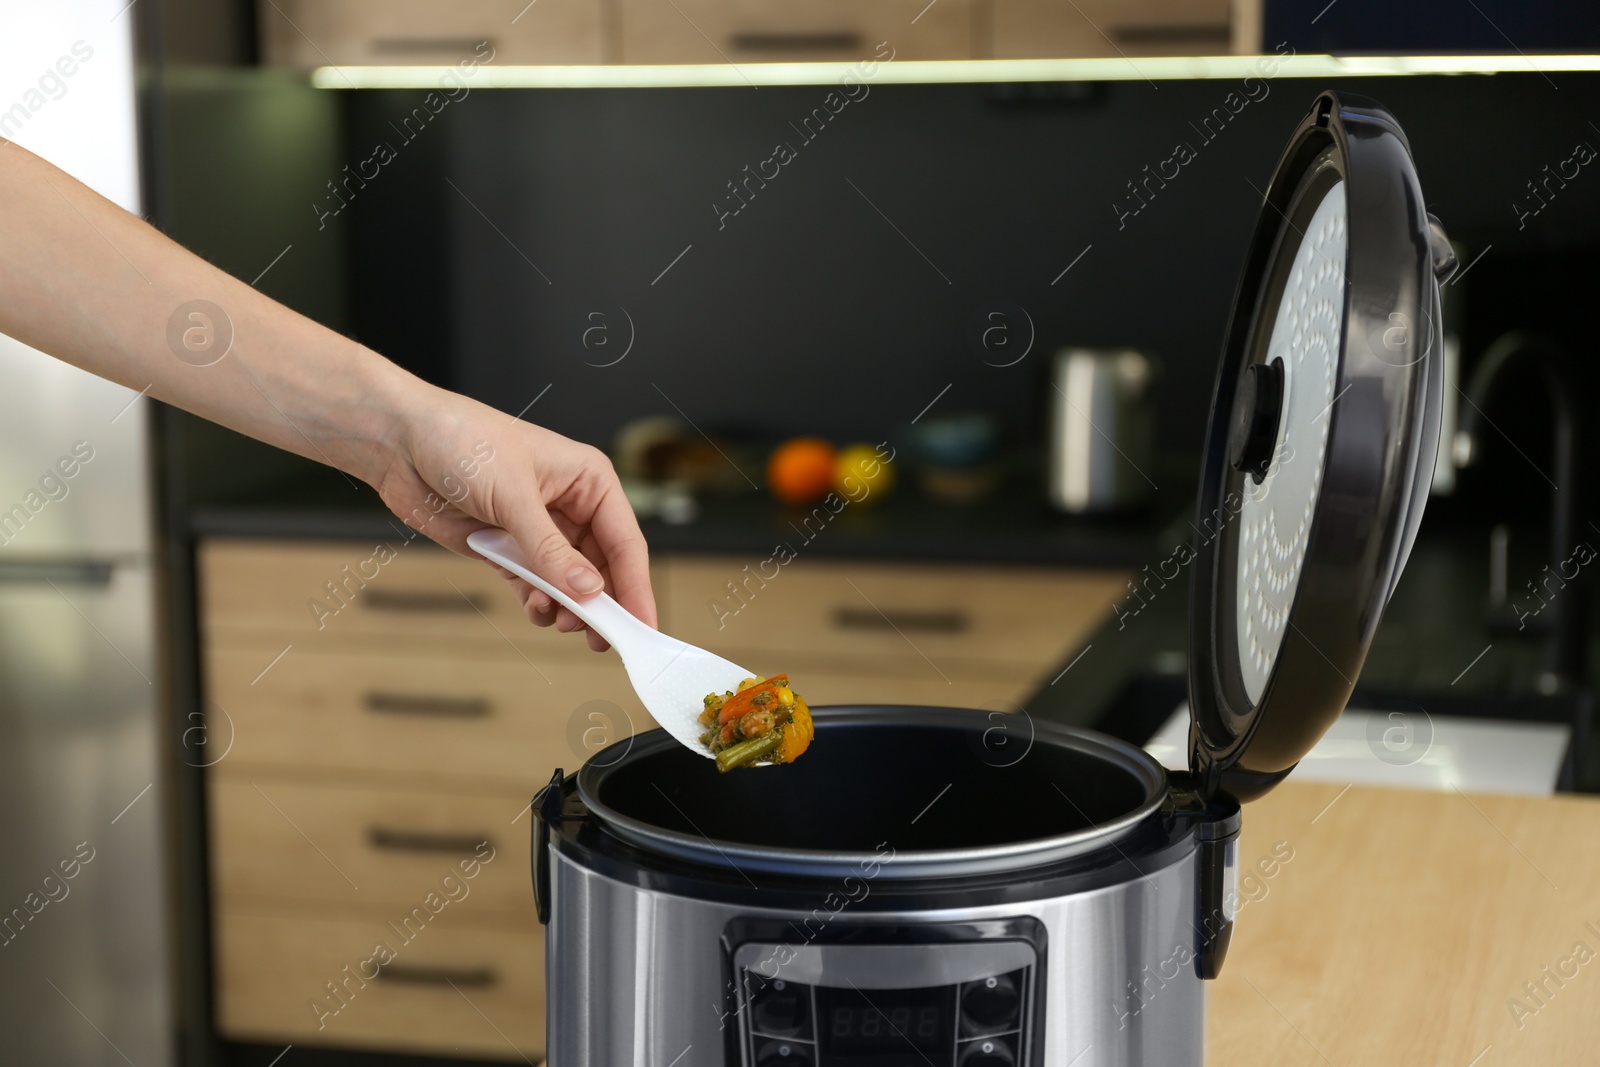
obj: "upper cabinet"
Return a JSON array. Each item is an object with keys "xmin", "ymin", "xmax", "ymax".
[
  {"xmin": 993, "ymin": 0, "xmax": 1235, "ymax": 59},
  {"xmin": 259, "ymin": 0, "xmax": 608, "ymax": 67},
  {"xmin": 617, "ymin": 0, "xmax": 974, "ymax": 64},
  {"xmin": 259, "ymin": 0, "xmax": 1259, "ymax": 67}
]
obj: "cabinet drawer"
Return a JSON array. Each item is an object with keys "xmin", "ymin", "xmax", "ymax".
[
  {"xmin": 200, "ymin": 538, "xmax": 570, "ymax": 651},
  {"xmin": 214, "ymin": 906, "xmax": 543, "ymax": 1060},
  {"xmin": 260, "ymin": 0, "xmax": 604, "ymax": 67},
  {"xmin": 765, "ymin": 654, "xmax": 1038, "ymax": 709},
  {"xmin": 203, "ymin": 642, "xmax": 651, "ymax": 789},
  {"xmin": 209, "ymin": 773, "xmax": 534, "ymax": 918},
  {"xmin": 618, "ymin": 0, "xmax": 973, "ymax": 63},
  {"xmin": 992, "ymin": 0, "xmax": 1232, "ymax": 58},
  {"xmin": 663, "ymin": 556, "xmax": 1125, "ymax": 680}
]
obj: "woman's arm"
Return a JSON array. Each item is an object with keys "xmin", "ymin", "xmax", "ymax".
[{"xmin": 0, "ymin": 138, "xmax": 654, "ymax": 649}]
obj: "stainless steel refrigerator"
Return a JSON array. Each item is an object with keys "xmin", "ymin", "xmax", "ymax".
[{"xmin": 0, "ymin": 3, "xmax": 174, "ymax": 1064}]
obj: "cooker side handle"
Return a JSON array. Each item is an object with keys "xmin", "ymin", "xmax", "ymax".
[
  {"xmin": 1166, "ymin": 776, "xmax": 1242, "ymax": 980},
  {"xmin": 531, "ymin": 768, "xmax": 565, "ymax": 925},
  {"xmin": 1194, "ymin": 816, "xmax": 1240, "ymax": 980}
]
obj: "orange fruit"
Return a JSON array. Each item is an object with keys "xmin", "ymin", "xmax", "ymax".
[{"xmin": 767, "ymin": 437, "xmax": 837, "ymax": 505}]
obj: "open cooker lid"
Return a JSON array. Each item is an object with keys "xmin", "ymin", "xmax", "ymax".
[{"xmin": 1187, "ymin": 92, "xmax": 1455, "ymax": 802}]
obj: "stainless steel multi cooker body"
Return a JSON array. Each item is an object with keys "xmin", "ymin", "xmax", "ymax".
[
  {"xmin": 531, "ymin": 91, "xmax": 1459, "ymax": 1067},
  {"xmin": 535, "ymin": 709, "xmax": 1238, "ymax": 1067}
]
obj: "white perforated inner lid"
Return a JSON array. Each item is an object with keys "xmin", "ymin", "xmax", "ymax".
[{"xmin": 1235, "ymin": 180, "xmax": 1347, "ymax": 703}]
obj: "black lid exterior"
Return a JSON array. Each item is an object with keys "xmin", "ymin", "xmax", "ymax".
[{"xmin": 1187, "ymin": 92, "xmax": 1448, "ymax": 802}]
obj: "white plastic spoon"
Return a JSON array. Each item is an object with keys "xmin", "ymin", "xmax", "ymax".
[{"xmin": 466, "ymin": 527, "xmax": 755, "ymax": 761}]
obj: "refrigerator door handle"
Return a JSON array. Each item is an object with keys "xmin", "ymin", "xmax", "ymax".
[{"xmin": 0, "ymin": 560, "xmax": 116, "ymax": 586}]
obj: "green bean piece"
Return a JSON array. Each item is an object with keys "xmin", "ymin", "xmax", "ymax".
[{"xmin": 715, "ymin": 730, "xmax": 783, "ymax": 773}]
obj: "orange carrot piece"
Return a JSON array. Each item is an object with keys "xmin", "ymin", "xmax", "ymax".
[{"xmin": 717, "ymin": 675, "xmax": 788, "ymax": 724}]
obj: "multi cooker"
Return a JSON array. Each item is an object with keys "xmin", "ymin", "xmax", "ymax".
[{"xmin": 531, "ymin": 91, "xmax": 1459, "ymax": 1067}]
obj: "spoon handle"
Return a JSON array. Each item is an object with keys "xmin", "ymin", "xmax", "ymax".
[{"xmin": 465, "ymin": 528, "xmax": 654, "ymax": 650}]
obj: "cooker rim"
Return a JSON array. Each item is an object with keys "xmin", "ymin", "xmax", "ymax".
[{"xmin": 575, "ymin": 705, "xmax": 1171, "ymax": 880}]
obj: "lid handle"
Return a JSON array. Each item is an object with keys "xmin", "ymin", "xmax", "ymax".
[{"xmin": 1226, "ymin": 358, "xmax": 1285, "ymax": 485}]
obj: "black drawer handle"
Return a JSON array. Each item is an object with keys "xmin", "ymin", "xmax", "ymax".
[
  {"xmin": 0, "ymin": 560, "xmax": 114, "ymax": 586},
  {"xmin": 376, "ymin": 963, "xmax": 498, "ymax": 988},
  {"xmin": 363, "ymin": 588, "xmax": 486, "ymax": 614},
  {"xmin": 362, "ymin": 692, "xmax": 491, "ymax": 718},
  {"xmin": 1112, "ymin": 24, "xmax": 1231, "ymax": 47},
  {"xmin": 369, "ymin": 37, "xmax": 496, "ymax": 57},
  {"xmin": 367, "ymin": 827, "xmax": 494, "ymax": 855},
  {"xmin": 831, "ymin": 607, "xmax": 970, "ymax": 634},
  {"xmin": 729, "ymin": 30, "xmax": 861, "ymax": 51}
]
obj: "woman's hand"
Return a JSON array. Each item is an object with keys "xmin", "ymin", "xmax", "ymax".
[{"xmin": 372, "ymin": 384, "xmax": 656, "ymax": 652}]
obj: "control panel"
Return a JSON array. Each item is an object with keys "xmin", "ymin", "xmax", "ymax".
[{"xmin": 730, "ymin": 928, "xmax": 1041, "ymax": 1067}]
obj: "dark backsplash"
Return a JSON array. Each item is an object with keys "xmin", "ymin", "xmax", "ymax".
[
  {"xmin": 152, "ymin": 67, "xmax": 1600, "ymax": 514},
  {"xmin": 344, "ymin": 72, "xmax": 1600, "ymax": 457}
]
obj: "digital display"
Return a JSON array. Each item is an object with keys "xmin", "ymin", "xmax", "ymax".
[{"xmin": 816, "ymin": 985, "xmax": 952, "ymax": 1056}]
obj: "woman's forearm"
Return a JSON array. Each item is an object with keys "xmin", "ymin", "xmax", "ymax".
[
  {"xmin": 0, "ymin": 137, "xmax": 409, "ymax": 487},
  {"xmin": 0, "ymin": 136, "xmax": 657, "ymax": 638}
]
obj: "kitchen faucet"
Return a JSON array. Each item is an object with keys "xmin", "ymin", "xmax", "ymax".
[{"xmin": 1452, "ymin": 331, "xmax": 1587, "ymax": 694}]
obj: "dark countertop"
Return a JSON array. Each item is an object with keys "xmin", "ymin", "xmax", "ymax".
[
  {"xmin": 638, "ymin": 491, "xmax": 1180, "ymax": 567},
  {"xmin": 186, "ymin": 465, "xmax": 1197, "ymax": 569}
]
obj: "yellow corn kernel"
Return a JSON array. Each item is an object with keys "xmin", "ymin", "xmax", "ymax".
[{"xmin": 776, "ymin": 686, "xmax": 796, "ymax": 707}]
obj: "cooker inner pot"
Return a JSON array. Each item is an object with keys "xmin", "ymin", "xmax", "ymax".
[{"xmin": 588, "ymin": 710, "xmax": 1161, "ymax": 855}]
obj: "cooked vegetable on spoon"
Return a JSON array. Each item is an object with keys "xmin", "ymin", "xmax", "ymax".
[{"xmin": 700, "ymin": 674, "xmax": 815, "ymax": 772}]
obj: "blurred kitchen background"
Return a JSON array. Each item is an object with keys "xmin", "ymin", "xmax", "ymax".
[{"xmin": 1, "ymin": 0, "xmax": 1598, "ymax": 1064}]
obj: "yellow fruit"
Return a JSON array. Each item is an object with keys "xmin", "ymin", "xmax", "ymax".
[
  {"xmin": 767, "ymin": 438, "xmax": 837, "ymax": 505},
  {"xmin": 835, "ymin": 443, "xmax": 894, "ymax": 504}
]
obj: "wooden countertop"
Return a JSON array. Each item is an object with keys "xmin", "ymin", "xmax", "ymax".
[{"xmin": 1212, "ymin": 781, "xmax": 1600, "ymax": 1065}]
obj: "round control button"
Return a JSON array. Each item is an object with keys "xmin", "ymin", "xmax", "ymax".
[
  {"xmin": 752, "ymin": 980, "xmax": 810, "ymax": 1038},
  {"xmin": 756, "ymin": 1039, "xmax": 813, "ymax": 1067},
  {"xmin": 959, "ymin": 1036, "xmax": 1017, "ymax": 1066},
  {"xmin": 960, "ymin": 974, "xmax": 1021, "ymax": 1036}
]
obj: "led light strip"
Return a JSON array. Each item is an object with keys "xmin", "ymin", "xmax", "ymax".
[{"xmin": 311, "ymin": 53, "xmax": 1600, "ymax": 90}]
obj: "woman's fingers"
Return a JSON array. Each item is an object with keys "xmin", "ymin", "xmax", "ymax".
[
  {"xmin": 583, "ymin": 476, "xmax": 657, "ymax": 629},
  {"xmin": 499, "ymin": 486, "xmax": 608, "ymax": 605},
  {"xmin": 399, "ymin": 411, "xmax": 655, "ymax": 652},
  {"xmin": 490, "ymin": 566, "xmax": 559, "ymax": 626}
]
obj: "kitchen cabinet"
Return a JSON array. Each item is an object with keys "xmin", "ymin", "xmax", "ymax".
[
  {"xmin": 255, "ymin": 0, "xmax": 1247, "ymax": 69},
  {"xmin": 992, "ymin": 0, "xmax": 1233, "ymax": 59},
  {"xmin": 196, "ymin": 537, "xmax": 1124, "ymax": 1059},
  {"xmin": 198, "ymin": 538, "xmax": 615, "ymax": 1062},
  {"xmin": 203, "ymin": 643, "xmax": 646, "ymax": 785},
  {"xmin": 202, "ymin": 537, "xmax": 567, "ymax": 651},
  {"xmin": 258, "ymin": 0, "xmax": 606, "ymax": 68},
  {"xmin": 616, "ymin": 0, "xmax": 975, "ymax": 64},
  {"xmin": 215, "ymin": 907, "xmax": 544, "ymax": 1059},
  {"xmin": 208, "ymin": 777, "xmax": 535, "ymax": 918},
  {"xmin": 663, "ymin": 554, "xmax": 1126, "ymax": 706}
]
